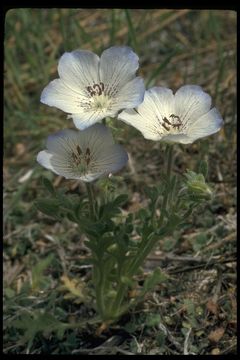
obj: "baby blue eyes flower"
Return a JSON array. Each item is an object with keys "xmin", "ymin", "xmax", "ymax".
[
  {"xmin": 37, "ymin": 124, "xmax": 128, "ymax": 182},
  {"xmin": 118, "ymin": 85, "xmax": 223, "ymax": 144},
  {"xmin": 41, "ymin": 46, "xmax": 145, "ymax": 130}
]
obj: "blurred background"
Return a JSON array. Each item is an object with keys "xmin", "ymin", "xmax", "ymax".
[{"xmin": 4, "ymin": 9, "xmax": 236, "ymax": 355}]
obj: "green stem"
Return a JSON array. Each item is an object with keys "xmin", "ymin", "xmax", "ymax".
[
  {"xmin": 86, "ymin": 182, "xmax": 96, "ymax": 220},
  {"xmin": 166, "ymin": 144, "xmax": 173, "ymax": 179},
  {"xmin": 112, "ymin": 146, "xmax": 175, "ymax": 318},
  {"xmin": 111, "ymin": 231, "xmax": 166, "ymax": 317},
  {"xmin": 95, "ymin": 266, "xmax": 106, "ymax": 318},
  {"xmin": 110, "ymin": 282, "xmax": 127, "ymax": 318},
  {"xmin": 128, "ymin": 232, "xmax": 161, "ymax": 277},
  {"xmin": 158, "ymin": 145, "xmax": 174, "ymax": 225},
  {"xmin": 129, "ymin": 145, "xmax": 175, "ymax": 276},
  {"xmin": 62, "ymin": 317, "xmax": 101, "ymax": 330}
]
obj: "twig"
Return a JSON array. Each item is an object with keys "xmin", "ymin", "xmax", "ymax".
[
  {"xmin": 205, "ymin": 232, "xmax": 236, "ymax": 251},
  {"xmin": 183, "ymin": 328, "xmax": 195, "ymax": 355},
  {"xmin": 212, "ymin": 267, "xmax": 223, "ymax": 303},
  {"xmin": 72, "ymin": 335, "xmax": 129, "ymax": 355},
  {"xmin": 147, "ymin": 254, "xmax": 206, "ymax": 263},
  {"xmin": 219, "ymin": 341, "xmax": 237, "ymax": 355},
  {"xmin": 158, "ymin": 323, "xmax": 182, "ymax": 352},
  {"xmin": 168, "ymin": 256, "xmax": 236, "ymax": 275}
]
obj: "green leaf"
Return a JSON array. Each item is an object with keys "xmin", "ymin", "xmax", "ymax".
[
  {"xmin": 165, "ymin": 212, "xmax": 181, "ymax": 230},
  {"xmin": 193, "ymin": 233, "xmax": 208, "ymax": 251},
  {"xmin": 142, "ymin": 224, "xmax": 154, "ymax": 239},
  {"xmin": 99, "ymin": 202, "xmax": 121, "ymax": 220},
  {"xmin": 41, "ymin": 177, "xmax": 55, "ymax": 194},
  {"xmin": 198, "ymin": 159, "xmax": 208, "ymax": 178},
  {"xmin": 143, "ymin": 267, "xmax": 168, "ymax": 294},
  {"xmin": 146, "ymin": 313, "xmax": 161, "ymax": 327},
  {"xmin": 137, "ymin": 208, "xmax": 150, "ymax": 222},
  {"xmin": 67, "ymin": 212, "xmax": 78, "ymax": 222},
  {"xmin": 99, "ymin": 194, "xmax": 128, "ymax": 221},
  {"xmin": 34, "ymin": 198, "xmax": 60, "ymax": 218},
  {"xmin": 31, "ymin": 254, "xmax": 55, "ymax": 291},
  {"xmin": 120, "ymin": 275, "xmax": 135, "ymax": 287},
  {"xmin": 113, "ymin": 194, "xmax": 128, "ymax": 207},
  {"xmin": 5, "ymin": 287, "xmax": 16, "ymax": 298},
  {"xmin": 11, "ymin": 311, "xmax": 66, "ymax": 345}
]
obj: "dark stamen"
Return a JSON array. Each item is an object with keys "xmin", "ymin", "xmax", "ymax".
[
  {"xmin": 163, "ymin": 117, "xmax": 171, "ymax": 125},
  {"xmin": 86, "ymin": 86, "xmax": 96, "ymax": 97},
  {"xmin": 162, "ymin": 123, "xmax": 170, "ymax": 131},
  {"xmin": 76, "ymin": 145, "xmax": 82, "ymax": 155}
]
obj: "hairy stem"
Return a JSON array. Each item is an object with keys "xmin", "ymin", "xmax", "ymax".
[
  {"xmin": 86, "ymin": 182, "xmax": 96, "ymax": 220},
  {"xmin": 159, "ymin": 144, "xmax": 174, "ymax": 225},
  {"xmin": 95, "ymin": 265, "xmax": 106, "ymax": 318},
  {"xmin": 126, "ymin": 145, "xmax": 173, "ymax": 288}
]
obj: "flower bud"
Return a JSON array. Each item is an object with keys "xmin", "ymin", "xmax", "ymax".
[
  {"xmin": 107, "ymin": 243, "xmax": 118, "ymax": 253},
  {"xmin": 183, "ymin": 170, "xmax": 213, "ymax": 200}
]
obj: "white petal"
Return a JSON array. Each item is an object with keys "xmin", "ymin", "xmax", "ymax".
[
  {"xmin": 118, "ymin": 87, "xmax": 175, "ymax": 140},
  {"xmin": 161, "ymin": 134, "xmax": 193, "ymax": 144},
  {"xmin": 41, "ymin": 79, "xmax": 87, "ymax": 113},
  {"xmin": 174, "ymin": 85, "xmax": 212, "ymax": 126},
  {"xmin": 99, "ymin": 46, "xmax": 139, "ymax": 90},
  {"xmin": 110, "ymin": 77, "xmax": 145, "ymax": 112},
  {"xmin": 76, "ymin": 123, "xmax": 115, "ymax": 149},
  {"xmin": 39, "ymin": 142, "xmax": 89, "ymax": 180},
  {"xmin": 46, "ymin": 129, "xmax": 79, "ymax": 155},
  {"xmin": 90, "ymin": 144, "xmax": 128, "ymax": 177},
  {"xmin": 186, "ymin": 107, "xmax": 223, "ymax": 141},
  {"xmin": 118, "ymin": 108, "xmax": 161, "ymax": 140},
  {"xmin": 49, "ymin": 153, "xmax": 80, "ymax": 179},
  {"xmin": 78, "ymin": 173, "xmax": 101, "ymax": 182},
  {"xmin": 71, "ymin": 109, "xmax": 113, "ymax": 130},
  {"xmin": 147, "ymin": 87, "xmax": 175, "ymax": 119},
  {"xmin": 58, "ymin": 50, "xmax": 100, "ymax": 92},
  {"xmin": 37, "ymin": 149, "xmax": 86, "ymax": 180},
  {"xmin": 37, "ymin": 150, "xmax": 55, "ymax": 172}
]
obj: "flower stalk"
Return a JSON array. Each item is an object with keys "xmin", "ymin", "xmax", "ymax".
[{"xmin": 86, "ymin": 182, "xmax": 96, "ymax": 220}]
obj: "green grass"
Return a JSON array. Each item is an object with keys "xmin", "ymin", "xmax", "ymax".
[{"xmin": 4, "ymin": 9, "xmax": 236, "ymax": 355}]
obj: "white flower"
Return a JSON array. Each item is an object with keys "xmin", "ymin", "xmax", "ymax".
[
  {"xmin": 118, "ymin": 85, "xmax": 223, "ymax": 144},
  {"xmin": 37, "ymin": 124, "xmax": 128, "ymax": 182},
  {"xmin": 41, "ymin": 46, "xmax": 145, "ymax": 130}
]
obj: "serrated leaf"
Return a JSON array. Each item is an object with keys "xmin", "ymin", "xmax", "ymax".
[
  {"xmin": 143, "ymin": 267, "xmax": 168, "ymax": 294},
  {"xmin": 59, "ymin": 275, "xmax": 87, "ymax": 304},
  {"xmin": 99, "ymin": 202, "xmax": 121, "ymax": 220},
  {"xmin": 146, "ymin": 313, "xmax": 161, "ymax": 327},
  {"xmin": 120, "ymin": 276, "xmax": 135, "ymax": 287},
  {"xmin": 11, "ymin": 311, "xmax": 66, "ymax": 344},
  {"xmin": 31, "ymin": 254, "xmax": 55, "ymax": 291}
]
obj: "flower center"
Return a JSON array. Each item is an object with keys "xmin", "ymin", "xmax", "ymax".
[
  {"xmin": 160, "ymin": 114, "xmax": 183, "ymax": 133},
  {"xmin": 85, "ymin": 82, "xmax": 112, "ymax": 111},
  {"xmin": 93, "ymin": 93, "xmax": 111, "ymax": 110},
  {"xmin": 71, "ymin": 146, "xmax": 92, "ymax": 174}
]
